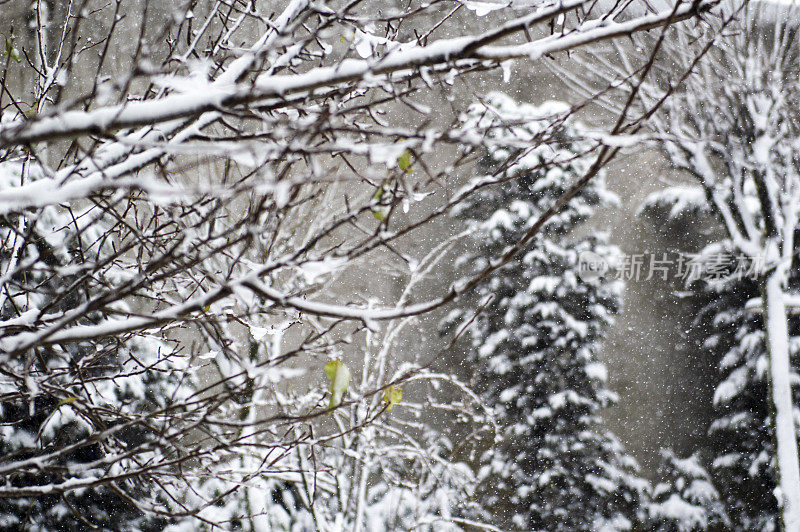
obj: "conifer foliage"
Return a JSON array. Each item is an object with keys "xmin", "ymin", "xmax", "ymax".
[
  {"xmin": 636, "ymin": 203, "xmax": 800, "ymax": 530},
  {"xmin": 630, "ymin": 7, "xmax": 800, "ymax": 526},
  {"xmin": 691, "ymin": 256, "xmax": 795, "ymax": 530},
  {"xmin": 0, "ymin": 160, "xmax": 180, "ymax": 531},
  {"xmin": 648, "ymin": 450, "xmax": 729, "ymax": 531},
  {"xmin": 448, "ymin": 93, "xmax": 648, "ymax": 530}
]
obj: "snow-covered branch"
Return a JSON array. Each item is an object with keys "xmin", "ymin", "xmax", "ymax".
[
  {"xmin": 0, "ymin": 0, "xmax": 714, "ymax": 528},
  {"xmin": 574, "ymin": 2, "xmax": 800, "ymax": 528}
]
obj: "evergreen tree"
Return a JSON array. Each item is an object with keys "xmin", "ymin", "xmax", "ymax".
[
  {"xmin": 648, "ymin": 450, "xmax": 729, "ymax": 531},
  {"xmin": 447, "ymin": 93, "xmax": 648, "ymax": 530},
  {"xmin": 693, "ymin": 254, "xmax": 784, "ymax": 530},
  {"xmin": 0, "ymin": 158, "xmax": 180, "ymax": 531},
  {"xmin": 626, "ymin": 8, "xmax": 800, "ymax": 527},
  {"xmin": 639, "ymin": 192, "xmax": 800, "ymax": 530}
]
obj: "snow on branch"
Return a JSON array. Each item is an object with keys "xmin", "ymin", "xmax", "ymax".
[
  {"xmin": 0, "ymin": 0, "xmax": 711, "ymax": 149},
  {"xmin": 0, "ymin": 0, "xmax": 716, "ymax": 528}
]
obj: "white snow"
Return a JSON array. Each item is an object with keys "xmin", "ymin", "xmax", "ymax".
[{"xmin": 650, "ymin": 494, "xmax": 707, "ymax": 530}]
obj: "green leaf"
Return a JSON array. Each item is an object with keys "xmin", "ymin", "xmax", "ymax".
[
  {"xmin": 4, "ymin": 40, "xmax": 20, "ymax": 63},
  {"xmin": 56, "ymin": 396, "xmax": 78, "ymax": 408},
  {"xmin": 381, "ymin": 385, "xmax": 402, "ymax": 412},
  {"xmin": 371, "ymin": 205, "xmax": 388, "ymax": 221},
  {"xmin": 370, "ymin": 186, "xmax": 388, "ymax": 220},
  {"xmin": 397, "ymin": 149, "xmax": 413, "ymax": 172},
  {"xmin": 324, "ymin": 359, "xmax": 350, "ymax": 409},
  {"xmin": 24, "ymin": 101, "xmax": 38, "ymax": 118}
]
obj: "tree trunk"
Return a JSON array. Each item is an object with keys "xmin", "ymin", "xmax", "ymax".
[{"xmin": 762, "ymin": 270, "xmax": 800, "ymax": 531}]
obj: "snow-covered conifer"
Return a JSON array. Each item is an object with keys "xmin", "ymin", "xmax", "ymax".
[
  {"xmin": 632, "ymin": 211, "xmax": 800, "ymax": 530},
  {"xmin": 698, "ymin": 266, "xmax": 793, "ymax": 530},
  {"xmin": 648, "ymin": 450, "xmax": 729, "ymax": 531},
  {"xmin": 448, "ymin": 92, "xmax": 648, "ymax": 530},
  {"xmin": 628, "ymin": 7, "xmax": 800, "ymax": 526},
  {"xmin": 0, "ymin": 158, "xmax": 183, "ymax": 530}
]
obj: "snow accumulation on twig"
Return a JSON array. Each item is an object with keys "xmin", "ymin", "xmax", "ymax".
[{"xmin": 0, "ymin": 0, "xmax": 710, "ymax": 150}]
